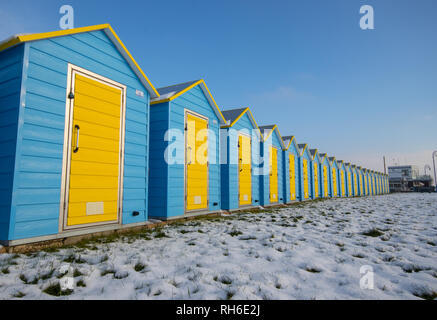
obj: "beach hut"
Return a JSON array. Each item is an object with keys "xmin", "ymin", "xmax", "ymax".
[
  {"xmin": 357, "ymin": 167, "xmax": 364, "ymax": 196},
  {"xmin": 351, "ymin": 165, "xmax": 357, "ymax": 196},
  {"xmin": 298, "ymin": 144, "xmax": 314, "ymax": 200},
  {"xmin": 345, "ymin": 163, "xmax": 353, "ymax": 197},
  {"xmin": 337, "ymin": 161, "xmax": 347, "ymax": 197},
  {"xmin": 0, "ymin": 24, "xmax": 159, "ymax": 245},
  {"xmin": 318, "ymin": 153, "xmax": 330, "ymax": 198},
  {"xmin": 364, "ymin": 169, "xmax": 370, "ymax": 196},
  {"xmin": 282, "ymin": 136, "xmax": 301, "ymax": 203},
  {"xmin": 219, "ymin": 107, "xmax": 262, "ymax": 210},
  {"xmin": 148, "ymin": 80, "xmax": 225, "ymax": 220},
  {"xmin": 309, "ymin": 149, "xmax": 322, "ymax": 199},
  {"xmin": 259, "ymin": 125, "xmax": 286, "ymax": 206},
  {"xmin": 328, "ymin": 157, "xmax": 339, "ymax": 197}
]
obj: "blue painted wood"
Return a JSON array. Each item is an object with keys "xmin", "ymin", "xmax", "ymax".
[
  {"xmin": 283, "ymin": 140, "xmax": 300, "ymax": 203},
  {"xmin": 7, "ymin": 30, "xmax": 151, "ymax": 240},
  {"xmin": 148, "ymin": 85, "xmax": 222, "ymax": 219},
  {"xmin": 220, "ymin": 112, "xmax": 261, "ymax": 210},
  {"xmin": 0, "ymin": 44, "xmax": 23, "ymax": 241}
]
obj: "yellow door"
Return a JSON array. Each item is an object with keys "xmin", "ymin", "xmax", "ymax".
[
  {"xmin": 66, "ymin": 72, "xmax": 124, "ymax": 227},
  {"xmin": 341, "ymin": 171, "xmax": 345, "ymax": 196},
  {"xmin": 303, "ymin": 159, "xmax": 309, "ymax": 199},
  {"xmin": 332, "ymin": 168, "xmax": 337, "ymax": 196},
  {"xmin": 186, "ymin": 112, "xmax": 208, "ymax": 211},
  {"xmin": 238, "ymin": 135, "xmax": 252, "ymax": 206},
  {"xmin": 347, "ymin": 171, "xmax": 352, "ymax": 196},
  {"xmin": 269, "ymin": 147, "xmax": 278, "ymax": 203},
  {"xmin": 359, "ymin": 174, "xmax": 363, "ymax": 195},
  {"xmin": 289, "ymin": 154, "xmax": 296, "ymax": 200},
  {"xmin": 313, "ymin": 163, "xmax": 319, "ymax": 198},
  {"xmin": 323, "ymin": 165, "xmax": 328, "ymax": 197}
]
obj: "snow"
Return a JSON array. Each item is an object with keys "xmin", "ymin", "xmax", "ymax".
[{"xmin": 0, "ymin": 193, "xmax": 436, "ymax": 300}]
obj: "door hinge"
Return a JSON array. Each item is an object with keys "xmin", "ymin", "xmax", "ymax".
[{"xmin": 68, "ymin": 91, "xmax": 75, "ymax": 100}]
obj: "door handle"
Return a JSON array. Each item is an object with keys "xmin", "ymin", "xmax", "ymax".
[
  {"xmin": 73, "ymin": 125, "xmax": 80, "ymax": 153},
  {"xmin": 187, "ymin": 146, "xmax": 192, "ymax": 165}
]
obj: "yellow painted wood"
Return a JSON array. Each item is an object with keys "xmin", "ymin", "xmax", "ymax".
[
  {"xmin": 303, "ymin": 159, "xmax": 309, "ymax": 199},
  {"xmin": 341, "ymin": 170, "xmax": 345, "ymax": 197},
  {"xmin": 289, "ymin": 154, "xmax": 296, "ymax": 200},
  {"xmin": 269, "ymin": 147, "xmax": 278, "ymax": 203},
  {"xmin": 238, "ymin": 135, "xmax": 252, "ymax": 206},
  {"xmin": 332, "ymin": 168, "xmax": 337, "ymax": 196},
  {"xmin": 313, "ymin": 163, "xmax": 319, "ymax": 198},
  {"xmin": 186, "ymin": 113, "xmax": 208, "ymax": 211},
  {"xmin": 323, "ymin": 165, "xmax": 328, "ymax": 197},
  {"xmin": 347, "ymin": 171, "xmax": 352, "ymax": 196},
  {"xmin": 67, "ymin": 73, "xmax": 122, "ymax": 226}
]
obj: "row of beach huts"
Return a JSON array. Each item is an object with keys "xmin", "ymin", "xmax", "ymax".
[{"xmin": 0, "ymin": 24, "xmax": 388, "ymax": 247}]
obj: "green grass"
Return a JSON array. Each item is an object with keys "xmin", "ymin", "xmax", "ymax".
[
  {"xmin": 228, "ymin": 229, "xmax": 242, "ymax": 237},
  {"xmin": 77, "ymin": 280, "xmax": 86, "ymax": 287},
  {"xmin": 134, "ymin": 263, "xmax": 146, "ymax": 272},
  {"xmin": 362, "ymin": 228, "xmax": 384, "ymax": 237},
  {"xmin": 43, "ymin": 283, "xmax": 73, "ymax": 296},
  {"xmin": 305, "ymin": 267, "xmax": 322, "ymax": 273},
  {"xmin": 13, "ymin": 291, "xmax": 26, "ymax": 298}
]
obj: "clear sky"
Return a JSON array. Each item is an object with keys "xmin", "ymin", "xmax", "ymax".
[{"xmin": 1, "ymin": 0, "xmax": 436, "ymax": 175}]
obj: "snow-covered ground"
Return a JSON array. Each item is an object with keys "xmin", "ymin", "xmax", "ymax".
[{"xmin": 0, "ymin": 193, "xmax": 436, "ymax": 300}]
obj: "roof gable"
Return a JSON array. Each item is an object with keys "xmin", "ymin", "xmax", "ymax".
[
  {"xmin": 282, "ymin": 135, "xmax": 299, "ymax": 154},
  {"xmin": 0, "ymin": 24, "xmax": 159, "ymax": 98},
  {"xmin": 259, "ymin": 125, "xmax": 285, "ymax": 149},
  {"xmin": 151, "ymin": 79, "xmax": 226, "ymax": 124},
  {"xmin": 298, "ymin": 143, "xmax": 312, "ymax": 159},
  {"xmin": 221, "ymin": 107, "xmax": 262, "ymax": 139}
]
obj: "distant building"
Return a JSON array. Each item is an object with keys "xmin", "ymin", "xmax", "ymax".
[{"xmin": 388, "ymin": 165, "xmax": 432, "ymax": 192}]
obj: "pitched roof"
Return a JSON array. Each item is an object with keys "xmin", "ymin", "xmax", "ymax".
[
  {"xmin": 282, "ymin": 135, "xmax": 299, "ymax": 151},
  {"xmin": 154, "ymin": 80, "xmax": 199, "ymax": 101},
  {"xmin": 151, "ymin": 79, "xmax": 226, "ymax": 124},
  {"xmin": 259, "ymin": 125, "xmax": 285, "ymax": 149},
  {"xmin": 0, "ymin": 24, "xmax": 159, "ymax": 98},
  {"xmin": 298, "ymin": 143, "xmax": 308, "ymax": 156}
]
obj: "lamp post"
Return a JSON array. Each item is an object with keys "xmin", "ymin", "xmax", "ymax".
[{"xmin": 433, "ymin": 151, "xmax": 437, "ymax": 191}]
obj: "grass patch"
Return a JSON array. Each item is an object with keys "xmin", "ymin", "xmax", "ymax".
[
  {"xmin": 13, "ymin": 291, "xmax": 26, "ymax": 298},
  {"xmin": 228, "ymin": 229, "xmax": 243, "ymax": 237},
  {"xmin": 412, "ymin": 289, "xmax": 437, "ymax": 300},
  {"xmin": 305, "ymin": 267, "xmax": 322, "ymax": 273},
  {"xmin": 134, "ymin": 263, "xmax": 146, "ymax": 272},
  {"xmin": 73, "ymin": 269, "xmax": 83, "ymax": 277},
  {"xmin": 43, "ymin": 283, "xmax": 73, "ymax": 296},
  {"xmin": 362, "ymin": 228, "xmax": 384, "ymax": 237},
  {"xmin": 19, "ymin": 274, "xmax": 38, "ymax": 285},
  {"xmin": 77, "ymin": 280, "xmax": 86, "ymax": 287},
  {"xmin": 101, "ymin": 269, "xmax": 115, "ymax": 277}
]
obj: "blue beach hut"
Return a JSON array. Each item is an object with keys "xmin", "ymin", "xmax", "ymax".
[
  {"xmin": 0, "ymin": 24, "xmax": 159, "ymax": 246},
  {"xmin": 259, "ymin": 125, "xmax": 286, "ymax": 206},
  {"xmin": 282, "ymin": 135, "xmax": 300, "ymax": 202},
  {"xmin": 148, "ymin": 80, "xmax": 225, "ymax": 220},
  {"xmin": 220, "ymin": 107, "xmax": 262, "ymax": 210}
]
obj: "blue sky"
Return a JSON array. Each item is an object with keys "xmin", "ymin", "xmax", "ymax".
[{"xmin": 1, "ymin": 0, "xmax": 436, "ymax": 173}]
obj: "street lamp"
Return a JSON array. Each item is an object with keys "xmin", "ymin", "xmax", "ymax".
[{"xmin": 433, "ymin": 151, "xmax": 437, "ymax": 192}]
